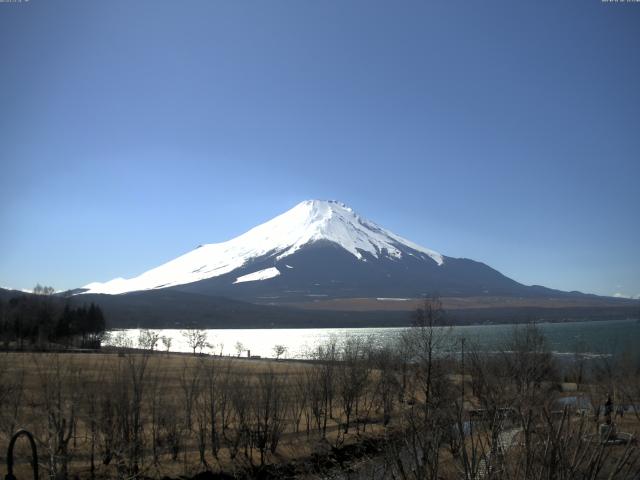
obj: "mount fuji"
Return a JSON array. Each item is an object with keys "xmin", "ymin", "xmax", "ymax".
[{"xmin": 80, "ymin": 200, "xmax": 570, "ymax": 302}]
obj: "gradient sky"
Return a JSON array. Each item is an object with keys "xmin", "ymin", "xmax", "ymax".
[{"xmin": 1, "ymin": 0, "xmax": 639, "ymax": 297}]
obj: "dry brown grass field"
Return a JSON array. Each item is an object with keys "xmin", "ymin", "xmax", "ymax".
[{"xmin": 0, "ymin": 350, "xmax": 396, "ymax": 479}]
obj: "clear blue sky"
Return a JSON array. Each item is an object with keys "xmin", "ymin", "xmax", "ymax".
[{"xmin": 1, "ymin": 0, "xmax": 638, "ymax": 297}]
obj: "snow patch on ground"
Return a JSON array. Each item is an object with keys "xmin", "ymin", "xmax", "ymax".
[{"xmin": 233, "ymin": 267, "xmax": 281, "ymax": 284}]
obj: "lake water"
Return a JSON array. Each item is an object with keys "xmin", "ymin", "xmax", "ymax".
[{"xmin": 106, "ymin": 318, "xmax": 640, "ymax": 360}]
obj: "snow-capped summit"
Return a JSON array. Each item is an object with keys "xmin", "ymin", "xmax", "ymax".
[
  {"xmin": 81, "ymin": 200, "xmax": 443, "ymax": 295},
  {"xmin": 266, "ymin": 200, "xmax": 443, "ymax": 264}
]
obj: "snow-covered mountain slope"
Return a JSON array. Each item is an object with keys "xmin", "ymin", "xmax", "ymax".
[{"xmin": 81, "ymin": 200, "xmax": 444, "ymax": 295}]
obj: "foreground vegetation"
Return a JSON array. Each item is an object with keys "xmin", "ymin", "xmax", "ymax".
[{"xmin": 1, "ymin": 300, "xmax": 640, "ymax": 479}]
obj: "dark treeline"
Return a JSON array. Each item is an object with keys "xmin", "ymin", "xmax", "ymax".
[{"xmin": 0, "ymin": 285, "xmax": 106, "ymax": 349}]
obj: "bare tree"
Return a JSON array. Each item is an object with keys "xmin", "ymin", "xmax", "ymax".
[
  {"xmin": 33, "ymin": 353, "xmax": 80, "ymax": 479},
  {"xmin": 227, "ymin": 374, "xmax": 250, "ymax": 461},
  {"xmin": 386, "ymin": 297, "xmax": 453, "ymax": 480},
  {"xmin": 201, "ymin": 356, "xmax": 223, "ymax": 460},
  {"xmin": 147, "ymin": 363, "xmax": 168, "ymax": 468},
  {"xmin": 0, "ymin": 353, "xmax": 25, "ymax": 441},
  {"xmin": 79, "ymin": 357, "xmax": 108, "ymax": 479},
  {"xmin": 182, "ymin": 329, "xmax": 209, "ymax": 356},
  {"xmin": 290, "ymin": 369, "xmax": 309, "ymax": 434},
  {"xmin": 161, "ymin": 335, "xmax": 172, "ymax": 355},
  {"xmin": 616, "ymin": 352, "xmax": 640, "ymax": 422},
  {"xmin": 138, "ymin": 329, "xmax": 161, "ymax": 351},
  {"xmin": 373, "ymin": 343, "xmax": 399, "ymax": 427},
  {"xmin": 251, "ymin": 367, "xmax": 286, "ymax": 465},
  {"xmin": 336, "ymin": 336, "xmax": 370, "ymax": 433},
  {"xmin": 179, "ymin": 359, "xmax": 201, "ymax": 431},
  {"xmin": 112, "ymin": 330, "xmax": 133, "ymax": 349},
  {"xmin": 33, "ymin": 284, "xmax": 55, "ymax": 296},
  {"xmin": 304, "ymin": 363, "xmax": 325, "ymax": 437},
  {"xmin": 100, "ymin": 352, "xmax": 152, "ymax": 477},
  {"xmin": 273, "ymin": 344, "xmax": 287, "ymax": 360},
  {"xmin": 194, "ymin": 383, "xmax": 210, "ymax": 469},
  {"xmin": 505, "ymin": 323, "xmax": 556, "ymax": 400}
]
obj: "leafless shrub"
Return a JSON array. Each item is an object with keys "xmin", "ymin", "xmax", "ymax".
[{"xmin": 33, "ymin": 354, "xmax": 80, "ymax": 479}]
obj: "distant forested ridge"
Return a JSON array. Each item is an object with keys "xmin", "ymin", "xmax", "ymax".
[{"xmin": 0, "ymin": 285, "xmax": 106, "ymax": 349}]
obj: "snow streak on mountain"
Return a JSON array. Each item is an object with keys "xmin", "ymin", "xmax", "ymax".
[{"xmin": 82, "ymin": 200, "xmax": 444, "ymax": 295}]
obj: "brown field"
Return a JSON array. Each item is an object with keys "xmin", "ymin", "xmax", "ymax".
[{"xmin": 0, "ymin": 350, "xmax": 394, "ymax": 479}]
